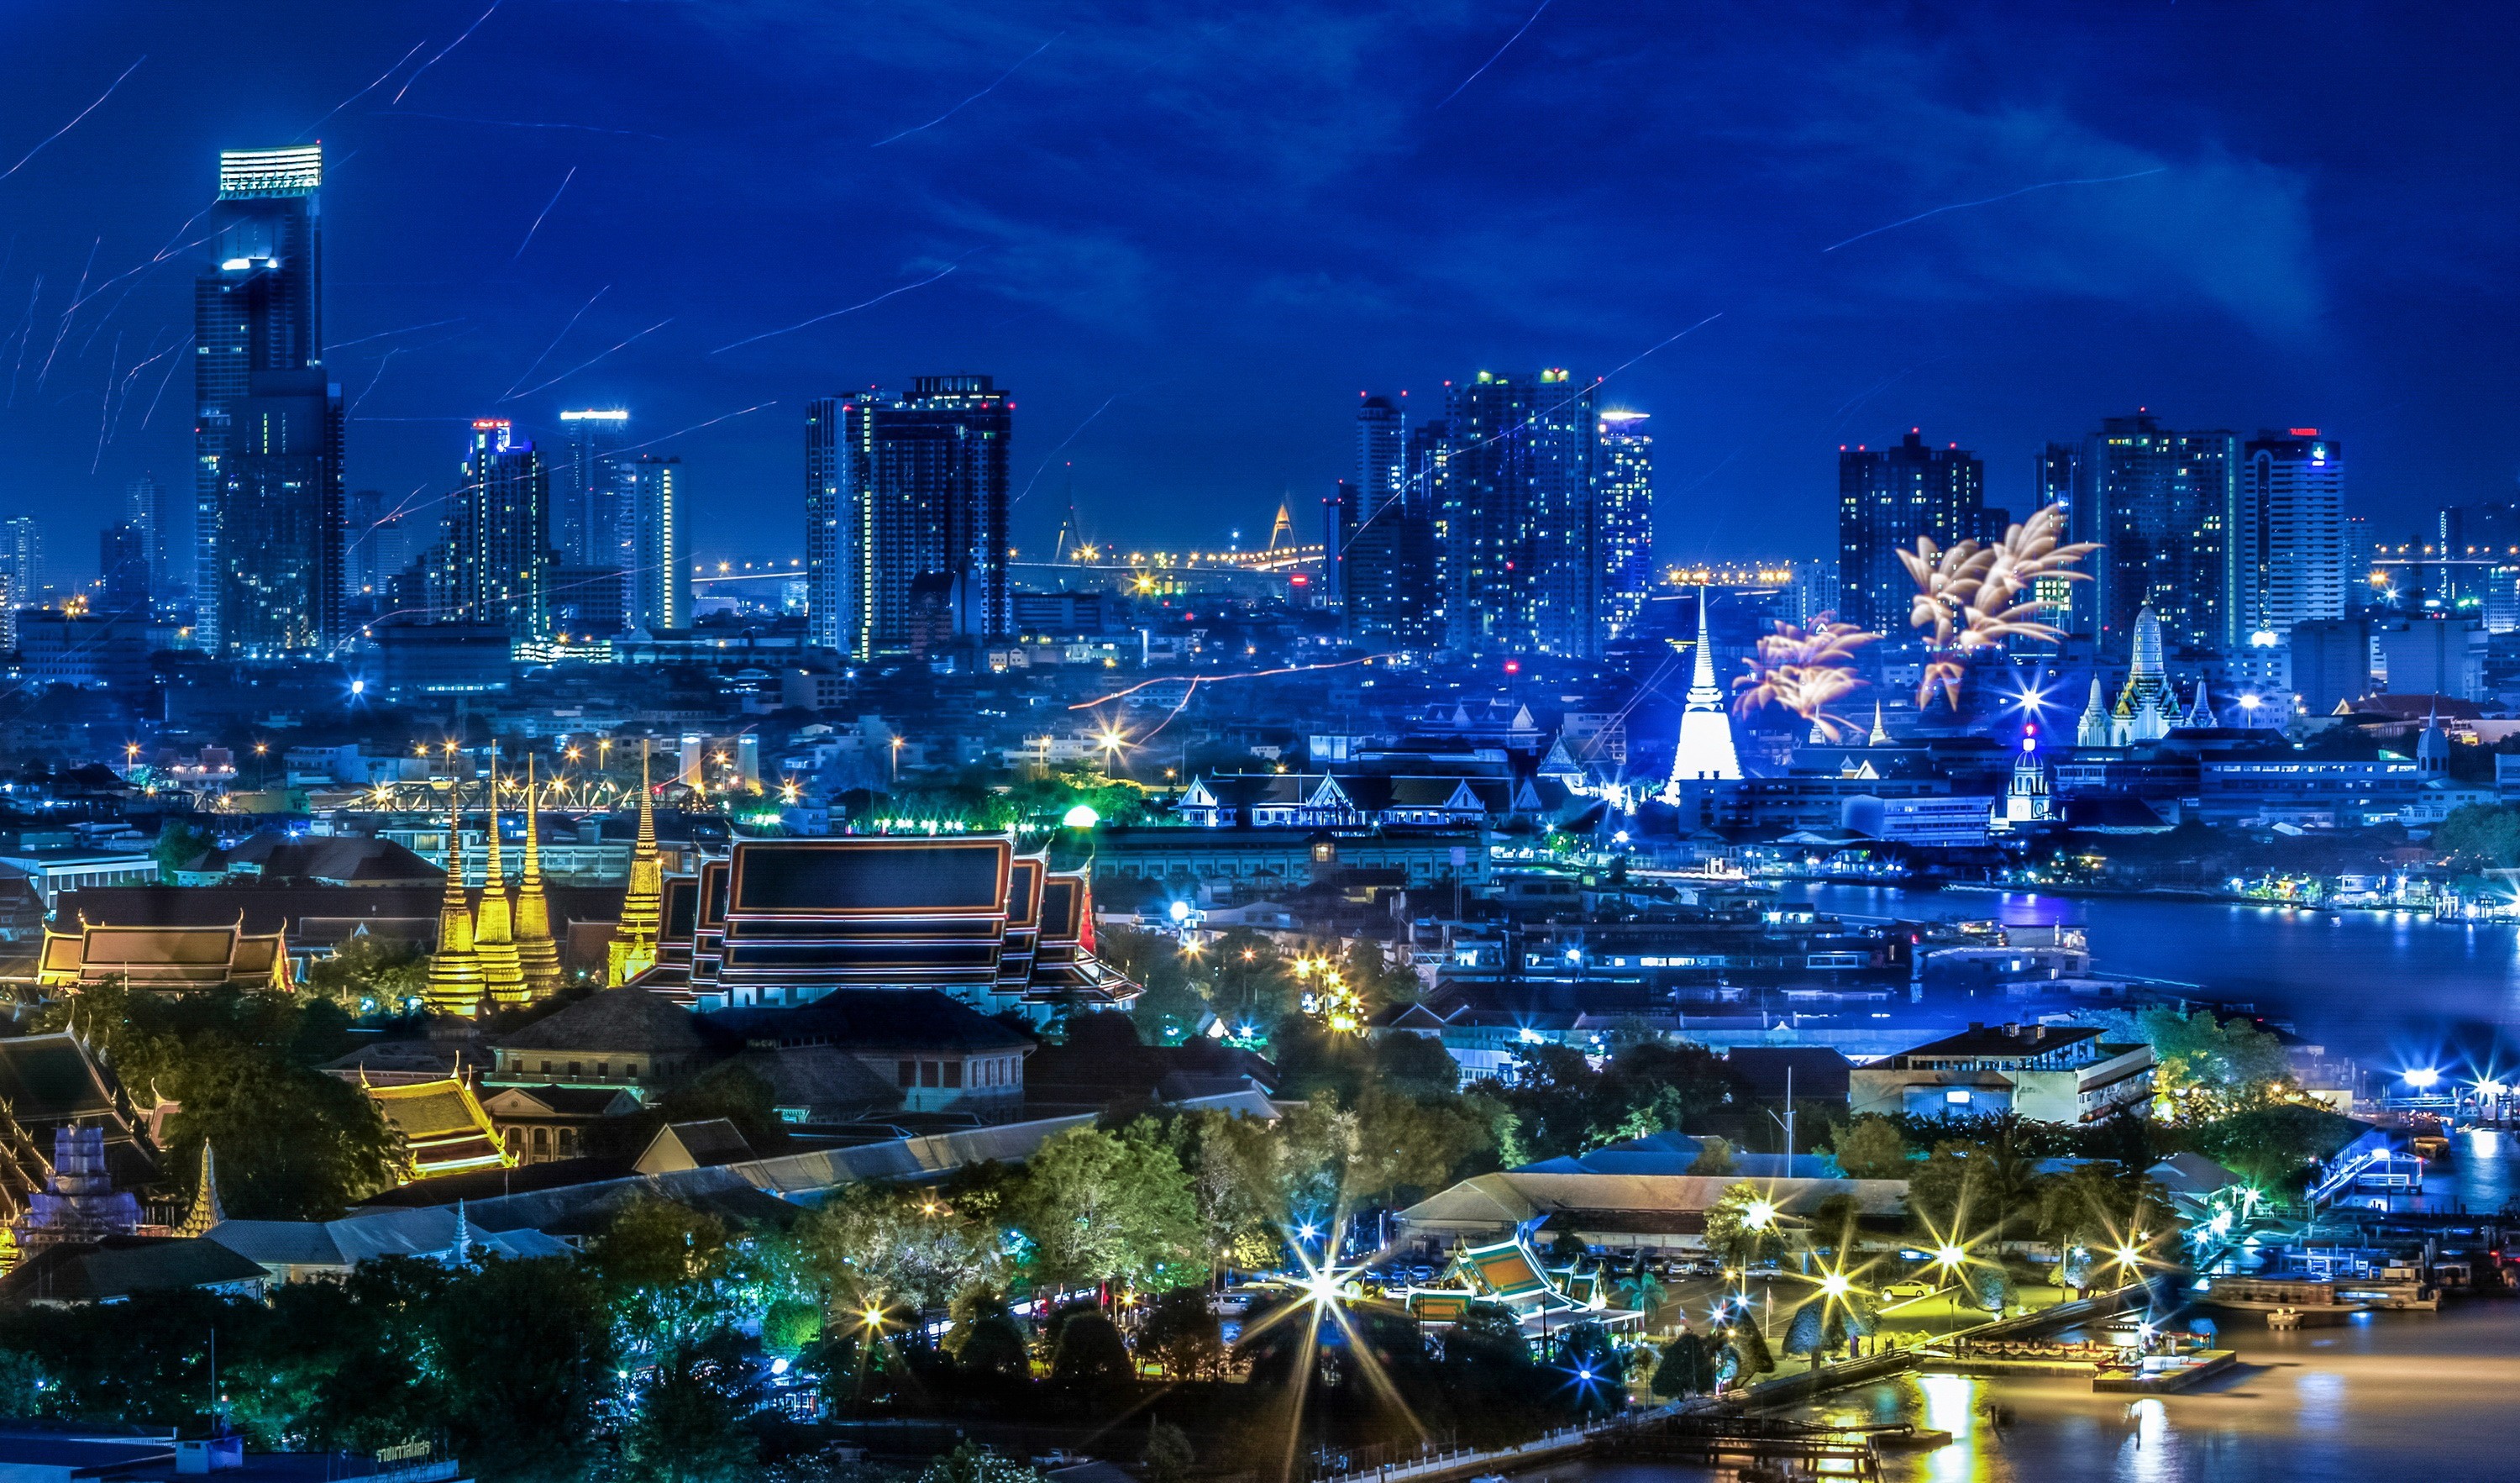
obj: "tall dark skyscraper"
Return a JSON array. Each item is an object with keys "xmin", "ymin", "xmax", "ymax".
[
  {"xmin": 1436, "ymin": 370, "xmax": 1599, "ymax": 658},
  {"xmin": 196, "ymin": 145, "xmax": 339, "ymax": 655},
  {"xmin": 98, "ymin": 523, "xmax": 149, "ymax": 615},
  {"xmin": 804, "ymin": 397, "xmax": 846, "ymax": 651},
  {"xmin": 123, "ymin": 474, "xmax": 170, "ymax": 605},
  {"xmin": 1338, "ymin": 394, "xmax": 1436, "ymax": 649},
  {"xmin": 1595, "ymin": 410, "xmax": 1655, "ymax": 644},
  {"xmin": 443, "ymin": 419, "xmax": 549, "ymax": 643},
  {"xmin": 555, "ymin": 408, "xmax": 630, "ymax": 567},
  {"xmin": 1837, "ymin": 431, "xmax": 1998, "ymax": 636},
  {"xmin": 825, "ymin": 376, "xmax": 1011, "ymax": 658},
  {"xmin": 2071, "ymin": 412, "xmax": 2237, "ymax": 660}
]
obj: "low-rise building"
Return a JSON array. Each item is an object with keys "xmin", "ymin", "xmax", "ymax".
[{"xmin": 1850, "ymin": 1021, "xmax": 2153, "ymax": 1123}]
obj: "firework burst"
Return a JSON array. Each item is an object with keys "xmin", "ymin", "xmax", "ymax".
[
  {"xmin": 1733, "ymin": 617, "xmax": 1878, "ymax": 739},
  {"xmin": 1900, "ymin": 502, "xmax": 2097, "ymax": 708}
]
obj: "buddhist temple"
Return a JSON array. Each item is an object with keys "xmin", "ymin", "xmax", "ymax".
[
  {"xmin": 423, "ymin": 782, "xmax": 486, "ymax": 1016},
  {"xmin": 472, "ymin": 779, "xmax": 528, "ymax": 1007},
  {"xmin": 607, "ymin": 743, "xmax": 663, "ymax": 986},
  {"xmin": 512, "ymin": 760, "xmax": 565, "ymax": 998}
]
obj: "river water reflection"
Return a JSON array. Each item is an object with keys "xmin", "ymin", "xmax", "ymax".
[{"xmin": 1784, "ymin": 884, "xmax": 2520, "ymax": 1056}]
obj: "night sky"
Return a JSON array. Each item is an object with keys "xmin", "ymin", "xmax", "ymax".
[{"xmin": 2, "ymin": 3, "xmax": 2513, "ymax": 579}]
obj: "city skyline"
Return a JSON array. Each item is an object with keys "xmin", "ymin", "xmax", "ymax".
[{"xmin": 0, "ymin": 4, "xmax": 2512, "ymax": 576}]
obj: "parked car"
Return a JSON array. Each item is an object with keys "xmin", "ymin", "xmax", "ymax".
[{"xmin": 1881, "ymin": 1279, "xmax": 1938, "ymax": 1301}]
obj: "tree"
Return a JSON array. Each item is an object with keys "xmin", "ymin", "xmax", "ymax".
[
  {"xmin": 1010, "ymin": 1122, "xmax": 1203, "ymax": 1291},
  {"xmin": 1048, "ymin": 1311, "xmax": 1134, "ymax": 1404},
  {"xmin": 429, "ymin": 1257, "xmax": 616, "ymax": 1483},
  {"xmin": 945, "ymin": 1288, "xmax": 1031, "ymax": 1387},
  {"xmin": 1968, "ymin": 1264, "xmax": 2013, "ymax": 1314},
  {"xmin": 1806, "ymin": 1193, "xmax": 1861, "ymax": 1259},
  {"xmin": 302, "ymin": 935, "xmax": 428, "ymax": 1012},
  {"xmin": 152, "ymin": 818, "xmax": 217, "ymax": 881},
  {"xmin": 1651, "ymin": 1332, "xmax": 1716, "ymax": 1398},
  {"xmin": 1142, "ymin": 1422, "xmax": 1195, "ymax": 1483},
  {"xmin": 1553, "ymin": 1322, "xmax": 1625, "ymax": 1415},
  {"xmin": 622, "ymin": 1328, "xmax": 762, "ymax": 1483},
  {"xmin": 1782, "ymin": 1303, "xmax": 1826, "ymax": 1366},
  {"xmin": 916, "ymin": 1444, "xmax": 1049, "ymax": 1483},
  {"xmin": 2435, "ymin": 802, "xmax": 2520, "ymax": 869},
  {"xmin": 163, "ymin": 1047, "xmax": 397, "ymax": 1219},
  {"xmin": 790, "ymin": 1187, "xmax": 1006, "ymax": 1317},
  {"xmin": 1721, "ymin": 1318, "xmax": 1774, "ymax": 1377},
  {"xmin": 1687, "ymin": 1136, "xmax": 1737, "ymax": 1175},
  {"xmin": 1829, "ymin": 1116, "xmax": 1909, "ymax": 1179},
  {"xmin": 1701, "ymin": 1182, "xmax": 1786, "ymax": 1270},
  {"xmin": 1136, "ymin": 1286, "xmax": 1225, "ymax": 1379},
  {"xmin": 2139, "ymin": 1007, "xmax": 2297, "ymax": 1114},
  {"xmin": 582, "ymin": 1199, "xmax": 738, "ymax": 1359}
]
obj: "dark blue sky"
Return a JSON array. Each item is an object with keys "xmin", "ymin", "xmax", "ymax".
[{"xmin": 3, "ymin": 2, "xmax": 2514, "ymax": 578}]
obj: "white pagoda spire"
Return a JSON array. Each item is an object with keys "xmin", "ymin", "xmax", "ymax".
[{"xmin": 1662, "ymin": 585, "xmax": 1742, "ymax": 795}]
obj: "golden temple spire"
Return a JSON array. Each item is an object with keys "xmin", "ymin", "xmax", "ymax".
[
  {"xmin": 513, "ymin": 756, "xmax": 565, "ymax": 999},
  {"xmin": 423, "ymin": 780, "xmax": 485, "ymax": 1016},
  {"xmin": 473, "ymin": 770, "xmax": 527, "ymax": 1007},
  {"xmin": 607, "ymin": 740, "xmax": 663, "ymax": 986}
]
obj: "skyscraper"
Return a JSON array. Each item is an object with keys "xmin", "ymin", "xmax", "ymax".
[
  {"xmin": 1436, "ymin": 370, "xmax": 1599, "ymax": 658},
  {"xmin": 2233, "ymin": 429, "xmax": 2347, "ymax": 645},
  {"xmin": 1595, "ymin": 410, "xmax": 1655, "ymax": 644},
  {"xmin": 825, "ymin": 376, "xmax": 1011, "ymax": 658},
  {"xmin": 804, "ymin": 397, "xmax": 846, "ymax": 651},
  {"xmin": 123, "ymin": 474, "xmax": 170, "ymax": 603},
  {"xmin": 444, "ymin": 419, "xmax": 549, "ymax": 643},
  {"xmin": 344, "ymin": 486, "xmax": 417, "ymax": 602},
  {"xmin": 1, "ymin": 518, "xmax": 41, "ymax": 613},
  {"xmin": 195, "ymin": 144, "xmax": 339, "ymax": 655},
  {"xmin": 2071, "ymin": 412, "xmax": 2237, "ymax": 660},
  {"xmin": 98, "ymin": 524, "xmax": 149, "ymax": 614},
  {"xmin": 626, "ymin": 455, "xmax": 686, "ymax": 633},
  {"xmin": 1838, "ymin": 432, "xmax": 1999, "ymax": 637},
  {"xmin": 1337, "ymin": 394, "xmax": 1436, "ymax": 649},
  {"xmin": 555, "ymin": 409, "xmax": 630, "ymax": 567}
]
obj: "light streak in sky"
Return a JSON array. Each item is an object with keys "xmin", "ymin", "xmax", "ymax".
[
  {"xmin": 348, "ymin": 349, "xmax": 406, "ymax": 417},
  {"xmin": 873, "ymin": 34, "xmax": 1063, "ymax": 147},
  {"xmin": 512, "ymin": 166, "xmax": 576, "ymax": 260},
  {"xmin": 330, "ymin": 316, "xmax": 467, "ymax": 351},
  {"xmin": 90, "ymin": 331, "xmax": 120, "ymax": 473},
  {"xmin": 393, "ymin": 0, "xmax": 503, "ymax": 106},
  {"xmin": 1, "ymin": 276, "xmax": 40, "ymax": 407},
  {"xmin": 501, "ymin": 317, "xmax": 670, "ymax": 401},
  {"xmin": 710, "ymin": 262, "xmax": 960, "ymax": 354},
  {"xmin": 35, "ymin": 239, "xmax": 101, "ymax": 391},
  {"xmin": 1009, "ymin": 385, "xmax": 1152, "ymax": 508},
  {"xmin": 612, "ymin": 399, "xmax": 778, "ymax": 456},
  {"xmin": 1822, "ymin": 167, "xmax": 2168, "ymax": 253},
  {"xmin": 379, "ymin": 111, "xmax": 666, "ymax": 140},
  {"xmin": 298, "ymin": 39, "xmax": 430, "ymax": 140},
  {"xmin": 137, "ymin": 331, "xmax": 192, "ymax": 429},
  {"xmin": 0, "ymin": 57, "xmax": 146, "ymax": 186},
  {"xmin": 1073, "ymin": 655, "xmax": 1386, "ymax": 747},
  {"xmin": 1434, "ymin": 0, "xmax": 1552, "ymax": 109},
  {"xmin": 501, "ymin": 284, "xmax": 609, "ymax": 397}
]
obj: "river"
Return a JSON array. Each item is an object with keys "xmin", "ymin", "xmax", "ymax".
[
  {"xmin": 1545, "ymin": 887, "xmax": 2520, "ymax": 1480},
  {"xmin": 1782, "ymin": 883, "xmax": 2520, "ymax": 1065}
]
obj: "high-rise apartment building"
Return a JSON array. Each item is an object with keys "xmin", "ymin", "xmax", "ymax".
[
  {"xmin": 1436, "ymin": 370, "xmax": 1599, "ymax": 658},
  {"xmin": 345, "ymin": 487, "xmax": 419, "ymax": 602},
  {"xmin": 555, "ymin": 409, "xmax": 630, "ymax": 568},
  {"xmin": 195, "ymin": 144, "xmax": 339, "ymax": 655},
  {"xmin": 123, "ymin": 474, "xmax": 171, "ymax": 603},
  {"xmin": 2071, "ymin": 412, "xmax": 2236, "ymax": 660},
  {"xmin": 804, "ymin": 397, "xmax": 846, "ymax": 651},
  {"xmin": 1, "ymin": 518, "xmax": 41, "ymax": 613},
  {"xmin": 2232, "ymin": 429, "xmax": 2348, "ymax": 645},
  {"xmin": 443, "ymin": 419, "xmax": 549, "ymax": 643},
  {"xmin": 1595, "ymin": 410, "xmax": 1655, "ymax": 643},
  {"xmin": 818, "ymin": 376, "xmax": 1011, "ymax": 658},
  {"xmin": 626, "ymin": 455, "xmax": 686, "ymax": 633},
  {"xmin": 1837, "ymin": 431, "xmax": 1999, "ymax": 636},
  {"xmin": 1337, "ymin": 394, "xmax": 1436, "ymax": 649},
  {"xmin": 98, "ymin": 524, "xmax": 149, "ymax": 614}
]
